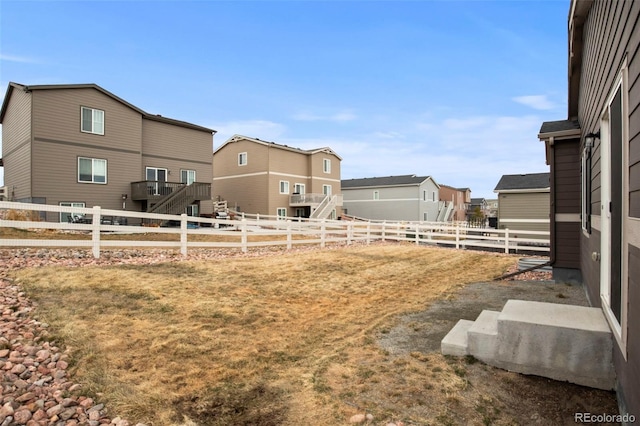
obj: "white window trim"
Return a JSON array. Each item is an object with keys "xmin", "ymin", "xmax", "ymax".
[
  {"xmin": 323, "ymin": 184, "xmax": 332, "ymax": 196},
  {"xmin": 293, "ymin": 183, "xmax": 305, "ymax": 194},
  {"xmin": 78, "ymin": 157, "xmax": 107, "ymax": 184},
  {"xmin": 238, "ymin": 152, "xmax": 248, "ymax": 166},
  {"xmin": 598, "ymin": 58, "xmax": 629, "ymax": 357},
  {"xmin": 279, "ymin": 180, "xmax": 290, "ymax": 194},
  {"xmin": 181, "ymin": 169, "xmax": 196, "ymax": 185},
  {"xmin": 323, "ymin": 158, "xmax": 331, "ymax": 173},
  {"xmin": 373, "ymin": 190, "xmax": 380, "ymax": 200},
  {"xmin": 276, "ymin": 207, "xmax": 287, "ymax": 219},
  {"xmin": 81, "ymin": 106, "xmax": 104, "ymax": 135}
]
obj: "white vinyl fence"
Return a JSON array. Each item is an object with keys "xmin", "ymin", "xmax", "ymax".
[{"xmin": 0, "ymin": 201, "xmax": 549, "ymax": 259}]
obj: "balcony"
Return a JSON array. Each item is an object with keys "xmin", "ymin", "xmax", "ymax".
[
  {"xmin": 290, "ymin": 193, "xmax": 343, "ymax": 207},
  {"xmin": 131, "ymin": 181, "xmax": 211, "ymax": 203}
]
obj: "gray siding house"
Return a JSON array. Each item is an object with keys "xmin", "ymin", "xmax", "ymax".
[
  {"xmin": 538, "ymin": 0, "xmax": 639, "ymax": 417},
  {"xmin": 493, "ymin": 173, "xmax": 550, "ymax": 235},
  {"xmin": 341, "ymin": 175, "xmax": 445, "ymax": 222},
  {"xmin": 0, "ymin": 82, "xmax": 215, "ymax": 221}
]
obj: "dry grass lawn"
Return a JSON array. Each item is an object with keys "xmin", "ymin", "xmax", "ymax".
[{"xmin": 14, "ymin": 243, "xmax": 515, "ymax": 425}]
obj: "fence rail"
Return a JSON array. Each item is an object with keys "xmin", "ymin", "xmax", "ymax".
[{"xmin": 0, "ymin": 201, "xmax": 549, "ymax": 259}]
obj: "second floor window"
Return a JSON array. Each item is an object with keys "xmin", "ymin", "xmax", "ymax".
[
  {"xmin": 323, "ymin": 158, "xmax": 331, "ymax": 173},
  {"xmin": 78, "ymin": 157, "xmax": 107, "ymax": 184},
  {"xmin": 280, "ymin": 180, "xmax": 289, "ymax": 194},
  {"xmin": 181, "ymin": 169, "xmax": 196, "ymax": 185},
  {"xmin": 294, "ymin": 183, "xmax": 305, "ymax": 194},
  {"xmin": 81, "ymin": 107, "xmax": 104, "ymax": 135},
  {"xmin": 238, "ymin": 152, "xmax": 248, "ymax": 166}
]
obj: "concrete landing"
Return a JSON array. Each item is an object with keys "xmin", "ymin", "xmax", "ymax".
[{"xmin": 441, "ymin": 299, "xmax": 615, "ymax": 390}]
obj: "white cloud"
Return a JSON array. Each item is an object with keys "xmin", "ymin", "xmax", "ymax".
[
  {"xmin": 292, "ymin": 109, "xmax": 357, "ymax": 122},
  {"xmin": 0, "ymin": 54, "xmax": 39, "ymax": 64},
  {"xmin": 512, "ymin": 95, "xmax": 557, "ymax": 110},
  {"xmin": 211, "ymin": 120, "xmax": 286, "ymax": 146}
]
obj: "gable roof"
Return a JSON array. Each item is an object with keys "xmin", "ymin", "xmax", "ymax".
[
  {"xmin": 341, "ymin": 174, "xmax": 438, "ymax": 189},
  {"xmin": 494, "ymin": 172, "xmax": 550, "ymax": 193},
  {"xmin": 0, "ymin": 82, "xmax": 216, "ymax": 133},
  {"xmin": 538, "ymin": 119, "xmax": 581, "ymax": 138},
  {"xmin": 215, "ymin": 134, "xmax": 342, "ymax": 160}
]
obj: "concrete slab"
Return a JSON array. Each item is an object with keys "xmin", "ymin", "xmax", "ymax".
[
  {"xmin": 441, "ymin": 319, "xmax": 473, "ymax": 356},
  {"xmin": 493, "ymin": 300, "xmax": 615, "ymax": 390},
  {"xmin": 467, "ymin": 310, "xmax": 499, "ymax": 362}
]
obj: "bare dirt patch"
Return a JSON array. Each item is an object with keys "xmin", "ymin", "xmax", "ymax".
[{"xmin": 6, "ymin": 243, "xmax": 620, "ymax": 425}]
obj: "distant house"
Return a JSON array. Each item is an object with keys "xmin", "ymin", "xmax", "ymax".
[
  {"xmin": 0, "ymin": 82, "xmax": 215, "ymax": 221},
  {"xmin": 212, "ymin": 135, "xmax": 342, "ymax": 219},
  {"xmin": 538, "ymin": 0, "xmax": 639, "ymax": 416},
  {"xmin": 439, "ymin": 185, "xmax": 471, "ymax": 221},
  {"xmin": 467, "ymin": 198, "xmax": 488, "ymax": 220},
  {"xmin": 493, "ymin": 173, "xmax": 550, "ymax": 234},
  {"xmin": 485, "ymin": 198, "xmax": 499, "ymax": 218},
  {"xmin": 341, "ymin": 174, "xmax": 448, "ymax": 222}
]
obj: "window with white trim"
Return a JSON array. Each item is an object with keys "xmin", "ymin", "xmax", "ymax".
[
  {"xmin": 81, "ymin": 107, "xmax": 104, "ymax": 135},
  {"xmin": 59, "ymin": 202, "xmax": 85, "ymax": 223},
  {"xmin": 373, "ymin": 190, "xmax": 380, "ymax": 200},
  {"xmin": 78, "ymin": 157, "xmax": 107, "ymax": 184},
  {"xmin": 276, "ymin": 208, "xmax": 287, "ymax": 219},
  {"xmin": 181, "ymin": 169, "xmax": 196, "ymax": 185},
  {"xmin": 279, "ymin": 180, "xmax": 290, "ymax": 194},
  {"xmin": 323, "ymin": 184, "xmax": 332, "ymax": 195},
  {"xmin": 238, "ymin": 152, "xmax": 248, "ymax": 166},
  {"xmin": 293, "ymin": 183, "xmax": 305, "ymax": 194},
  {"xmin": 323, "ymin": 158, "xmax": 331, "ymax": 173}
]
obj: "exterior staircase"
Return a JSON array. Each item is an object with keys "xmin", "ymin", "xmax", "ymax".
[
  {"xmin": 436, "ymin": 201, "xmax": 454, "ymax": 222},
  {"xmin": 310, "ymin": 194, "xmax": 343, "ymax": 220},
  {"xmin": 147, "ymin": 182, "xmax": 210, "ymax": 215},
  {"xmin": 441, "ymin": 300, "xmax": 615, "ymax": 390}
]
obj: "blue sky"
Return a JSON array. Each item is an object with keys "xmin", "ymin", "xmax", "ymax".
[{"xmin": 1, "ymin": 0, "xmax": 569, "ymax": 199}]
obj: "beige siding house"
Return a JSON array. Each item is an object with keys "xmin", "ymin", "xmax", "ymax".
[
  {"xmin": 213, "ymin": 135, "xmax": 342, "ymax": 219},
  {"xmin": 438, "ymin": 185, "xmax": 471, "ymax": 222},
  {"xmin": 0, "ymin": 82, "xmax": 215, "ymax": 222},
  {"xmin": 493, "ymin": 173, "xmax": 550, "ymax": 235}
]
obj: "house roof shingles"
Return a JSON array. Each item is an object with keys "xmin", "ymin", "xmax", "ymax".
[
  {"xmin": 494, "ymin": 172, "xmax": 550, "ymax": 192},
  {"xmin": 538, "ymin": 119, "xmax": 581, "ymax": 135},
  {"xmin": 341, "ymin": 175, "xmax": 434, "ymax": 188}
]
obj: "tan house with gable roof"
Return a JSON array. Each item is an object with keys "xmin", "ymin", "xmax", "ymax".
[
  {"xmin": 0, "ymin": 82, "xmax": 215, "ymax": 222},
  {"xmin": 212, "ymin": 135, "xmax": 342, "ymax": 219}
]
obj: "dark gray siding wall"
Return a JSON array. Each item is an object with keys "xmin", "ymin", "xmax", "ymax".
[
  {"xmin": 579, "ymin": 0, "xmax": 640, "ymax": 416},
  {"xmin": 552, "ymin": 140, "xmax": 581, "ymax": 268},
  {"xmin": 1, "ymin": 88, "xmax": 32, "ymax": 200}
]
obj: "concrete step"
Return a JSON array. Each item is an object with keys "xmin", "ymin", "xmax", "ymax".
[
  {"xmin": 440, "ymin": 299, "xmax": 616, "ymax": 391},
  {"xmin": 441, "ymin": 319, "xmax": 473, "ymax": 356},
  {"xmin": 493, "ymin": 300, "xmax": 615, "ymax": 390},
  {"xmin": 467, "ymin": 310, "xmax": 500, "ymax": 362}
]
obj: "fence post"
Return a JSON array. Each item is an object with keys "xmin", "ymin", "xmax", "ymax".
[
  {"xmin": 256, "ymin": 213, "xmax": 260, "ymax": 222},
  {"xmin": 381, "ymin": 221, "xmax": 386, "ymax": 241},
  {"xmin": 91, "ymin": 206, "xmax": 101, "ymax": 259},
  {"xmin": 504, "ymin": 228, "xmax": 510, "ymax": 254},
  {"xmin": 455, "ymin": 224, "xmax": 460, "ymax": 249},
  {"xmin": 320, "ymin": 220, "xmax": 326, "ymax": 248},
  {"xmin": 180, "ymin": 213, "xmax": 188, "ymax": 256},
  {"xmin": 415, "ymin": 223, "xmax": 420, "ymax": 245},
  {"xmin": 366, "ymin": 222, "xmax": 371, "ymax": 244},
  {"xmin": 241, "ymin": 219, "xmax": 248, "ymax": 253},
  {"xmin": 347, "ymin": 223, "xmax": 353, "ymax": 245},
  {"xmin": 287, "ymin": 220, "xmax": 293, "ymax": 250}
]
